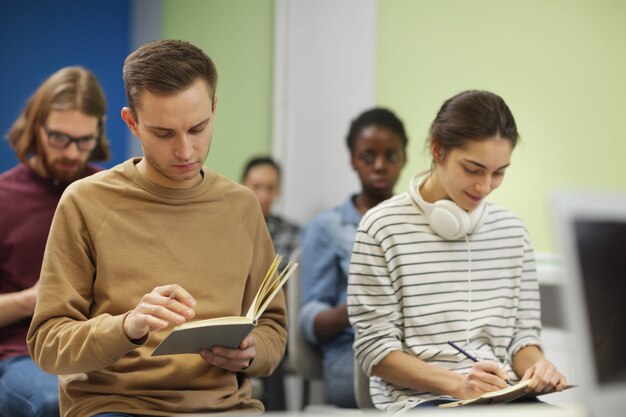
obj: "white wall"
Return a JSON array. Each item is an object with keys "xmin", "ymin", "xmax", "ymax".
[{"xmin": 273, "ymin": 0, "xmax": 377, "ymax": 225}]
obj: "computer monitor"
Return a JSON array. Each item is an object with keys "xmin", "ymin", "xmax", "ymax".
[{"xmin": 552, "ymin": 190, "xmax": 626, "ymax": 417}]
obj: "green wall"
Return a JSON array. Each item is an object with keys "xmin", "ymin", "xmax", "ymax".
[
  {"xmin": 160, "ymin": 0, "xmax": 625, "ymax": 252},
  {"xmin": 162, "ymin": 0, "xmax": 274, "ymax": 182},
  {"xmin": 376, "ymin": 0, "xmax": 626, "ymax": 252}
]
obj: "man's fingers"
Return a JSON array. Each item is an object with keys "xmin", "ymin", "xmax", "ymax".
[
  {"xmin": 137, "ymin": 302, "xmax": 188, "ymax": 325},
  {"xmin": 238, "ymin": 334, "xmax": 256, "ymax": 350},
  {"xmin": 162, "ymin": 297, "xmax": 195, "ymax": 320},
  {"xmin": 199, "ymin": 341, "xmax": 256, "ymax": 373},
  {"xmin": 139, "ymin": 290, "xmax": 195, "ymax": 322},
  {"xmin": 125, "ymin": 310, "xmax": 170, "ymax": 339},
  {"xmin": 211, "ymin": 345, "xmax": 255, "ymax": 361},
  {"xmin": 143, "ymin": 314, "xmax": 171, "ymax": 331},
  {"xmin": 199, "ymin": 349, "xmax": 250, "ymax": 372},
  {"xmin": 157, "ymin": 284, "xmax": 196, "ymax": 308},
  {"xmin": 124, "ymin": 285, "xmax": 196, "ymax": 341}
]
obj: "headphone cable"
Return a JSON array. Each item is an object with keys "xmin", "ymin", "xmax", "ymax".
[{"xmin": 464, "ymin": 233, "xmax": 481, "ymax": 360}]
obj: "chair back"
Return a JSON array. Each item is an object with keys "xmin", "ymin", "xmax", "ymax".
[
  {"xmin": 354, "ymin": 356, "xmax": 375, "ymax": 409},
  {"xmin": 287, "ymin": 248, "xmax": 323, "ymax": 380}
]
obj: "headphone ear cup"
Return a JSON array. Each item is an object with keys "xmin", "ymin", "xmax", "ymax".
[
  {"xmin": 408, "ymin": 173, "xmax": 487, "ymax": 240},
  {"xmin": 430, "ymin": 200, "xmax": 470, "ymax": 240}
]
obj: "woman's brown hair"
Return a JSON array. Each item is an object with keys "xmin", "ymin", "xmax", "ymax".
[{"xmin": 429, "ymin": 90, "xmax": 518, "ymax": 161}]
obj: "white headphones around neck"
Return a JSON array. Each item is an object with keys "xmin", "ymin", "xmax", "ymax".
[{"xmin": 408, "ymin": 173, "xmax": 488, "ymax": 240}]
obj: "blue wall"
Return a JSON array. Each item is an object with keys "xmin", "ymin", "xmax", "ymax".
[{"xmin": 0, "ymin": 0, "xmax": 131, "ymax": 171}]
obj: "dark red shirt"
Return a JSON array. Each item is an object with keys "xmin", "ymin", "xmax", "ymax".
[{"xmin": 0, "ymin": 163, "xmax": 100, "ymax": 360}]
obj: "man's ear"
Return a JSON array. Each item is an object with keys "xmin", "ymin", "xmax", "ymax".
[
  {"xmin": 121, "ymin": 107, "xmax": 139, "ymax": 137},
  {"xmin": 212, "ymin": 95, "xmax": 219, "ymax": 114}
]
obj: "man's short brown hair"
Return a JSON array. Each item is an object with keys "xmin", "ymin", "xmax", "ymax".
[{"xmin": 123, "ymin": 39, "xmax": 218, "ymax": 118}]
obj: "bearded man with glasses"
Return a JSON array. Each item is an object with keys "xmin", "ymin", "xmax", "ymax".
[{"xmin": 0, "ymin": 66, "xmax": 110, "ymax": 417}]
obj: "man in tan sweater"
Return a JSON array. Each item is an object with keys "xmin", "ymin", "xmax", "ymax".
[{"xmin": 27, "ymin": 40, "xmax": 287, "ymax": 417}]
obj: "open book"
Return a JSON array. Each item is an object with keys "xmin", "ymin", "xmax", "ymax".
[
  {"xmin": 438, "ymin": 379, "xmax": 573, "ymax": 408},
  {"xmin": 152, "ymin": 255, "xmax": 298, "ymax": 356}
]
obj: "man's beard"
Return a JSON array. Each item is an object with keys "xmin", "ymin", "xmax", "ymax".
[{"xmin": 41, "ymin": 151, "xmax": 86, "ymax": 185}]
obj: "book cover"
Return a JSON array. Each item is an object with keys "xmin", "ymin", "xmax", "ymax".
[{"xmin": 152, "ymin": 255, "xmax": 298, "ymax": 356}]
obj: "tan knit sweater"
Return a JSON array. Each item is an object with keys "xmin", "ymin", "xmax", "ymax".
[{"xmin": 27, "ymin": 158, "xmax": 287, "ymax": 417}]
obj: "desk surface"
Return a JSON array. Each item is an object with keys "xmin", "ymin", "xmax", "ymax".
[{"xmin": 174, "ymin": 403, "xmax": 586, "ymax": 417}]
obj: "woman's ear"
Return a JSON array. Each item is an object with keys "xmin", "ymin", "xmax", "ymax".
[{"xmin": 430, "ymin": 141, "xmax": 444, "ymax": 164}]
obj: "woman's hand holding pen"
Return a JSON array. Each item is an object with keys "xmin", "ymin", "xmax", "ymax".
[
  {"xmin": 447, "ymin": 340, "xmax": 512, "ymax": 399},
  {"xmin": 123, "ymin": 284, "xmax": 196, "ymax": 341},
  {"xmin": 454, "ymin": 361, "xmax": 511, "ymax": 399}
]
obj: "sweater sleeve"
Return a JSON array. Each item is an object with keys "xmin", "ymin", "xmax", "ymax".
[
  {"xmin": 27, "ymin": 190, "xmax": 142, "ymax": 375},
  {"xmin": 348, "ymin": 224, "xmax": 404, "ymax": 376},
  {"xmin": 507, "ymin": 227, "xmax": 543, "ymax": 358},
  {"xmin": 241, "ymin": 205, "xmax": 287, "ymax": 377}
]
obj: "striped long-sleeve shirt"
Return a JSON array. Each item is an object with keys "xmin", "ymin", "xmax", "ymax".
[{"xmin": 347, "ymin": 193, "xmax": 542, "ymax": 413}]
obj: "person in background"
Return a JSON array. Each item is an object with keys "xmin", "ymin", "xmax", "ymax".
[
  {"xmin": 27, "ymin": 40, "xmax": 286, "ymax": 417},
  {"xmin": 0, "ymin": 66, "xmax": 110, "ymax": 417},
  {"xmin": 242, "ymin": 156, "xmax": 301, "ymax": 273},
  {"xmin": 299, "ymin": 108, "xmax": 408, "ymax": 407},
  {"xmin": 241, "ymin": 156, "xmax": 300, "ymax": 411},
  {"xmin": 348, "ymin": 90, "xmax": 567, "ymax": 413}
]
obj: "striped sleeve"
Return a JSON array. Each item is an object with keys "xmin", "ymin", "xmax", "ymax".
[
  {"xmin": 507, "ymin": 227, "xmax": 543, "ymax": 357},
  {"xmin": 348, "ymin": 211, "xmax": 404, "ymax": 376}
]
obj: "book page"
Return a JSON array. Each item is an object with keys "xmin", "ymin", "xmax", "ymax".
[
  {"xmin": 253, "ymin": 260, "xmax": 298, "ymax": 321},
  {"xmin": 439, "ymin": 380, "xmax": 531, "ymax": 408},
  {"xmin": 244, "ymin": 255, "xmax": 282, "ymax": 319},
  {"xmin": 243, "ymin": 255, "xmax": 299, "ymax": 321},
  {"xmin": 173, "ymin": 315, "xmax": 253, "ymax": 330},
  {"xmin": 480, "ymin": 379, "xmax": 531, "ymax": 402}
]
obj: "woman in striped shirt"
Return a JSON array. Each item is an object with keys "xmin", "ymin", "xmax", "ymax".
[{"xmin": 348, "ymin": 90, "xmax": 567, "ymax": 413}]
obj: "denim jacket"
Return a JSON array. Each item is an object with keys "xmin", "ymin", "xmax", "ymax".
[{"xmin": 299, "ymin": 195, "xmax": 361, "ymax": 363}]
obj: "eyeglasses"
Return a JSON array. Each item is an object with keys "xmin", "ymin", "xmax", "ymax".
[{"xmin": 43, "ymin": 125, "xmax": 99, "ymax": 152}]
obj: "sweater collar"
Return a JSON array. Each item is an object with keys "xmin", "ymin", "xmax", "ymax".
[{"xmin": 125, "ymin": 158, "xmax": 214, "ymax": 200}]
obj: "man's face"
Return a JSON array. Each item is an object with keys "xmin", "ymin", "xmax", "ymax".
[
  {"xmin": 243, "ymin": 164, "xmax": 280, "ymax": 218},
  {"xmin": 38, "ymin": 109, "xmax": 99, "ymax": 184},
  {"xmin": 122, "ymin": 78, "xmax": 216, "ymax": 189}
]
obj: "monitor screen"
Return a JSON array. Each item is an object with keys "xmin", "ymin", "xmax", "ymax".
[
  {"xmin": 574, "ymin": 220, "xmax": 626, "ymax": 386},
  {"xmin": 552, "ymin": 190, "xmax": 626, "ymax": 417}
]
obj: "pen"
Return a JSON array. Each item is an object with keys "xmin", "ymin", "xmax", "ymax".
[{"xmin": 447, "ymin": 341, "xmax": 513, "ymax": 386}]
